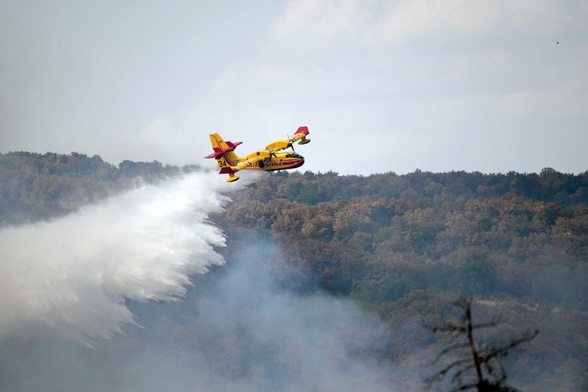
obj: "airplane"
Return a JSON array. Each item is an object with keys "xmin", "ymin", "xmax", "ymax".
[{"xmin": 205, "ymin": 126, "xmax": 311, "ymax": 182}]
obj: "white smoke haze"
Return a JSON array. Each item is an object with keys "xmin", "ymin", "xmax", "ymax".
[
  {"xmin": 0, "ymin": 241, "xmax": 421, "ymax": 392},
  {"xmin": 0, "ymin": 169, "xmax": 425, "ymax": 391},
  {"xmin": 0, "ymin": 171, "xmax": 237, "ymax": 344}
]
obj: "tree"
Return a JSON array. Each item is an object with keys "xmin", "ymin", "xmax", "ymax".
[{"xmin": 428, "ymin": 296, "xmax": 538, "ymax": 392}]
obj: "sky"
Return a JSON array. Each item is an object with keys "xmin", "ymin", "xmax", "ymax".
[{"xmin": 1, "ymin": 0, "xmax": 587, "ymax": 175}]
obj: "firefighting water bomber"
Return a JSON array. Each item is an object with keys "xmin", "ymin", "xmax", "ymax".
[{"xmin": 205, "ymin": 126, "xmax": 311, "ymax": 182}]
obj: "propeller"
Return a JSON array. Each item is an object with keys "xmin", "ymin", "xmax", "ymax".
[
  {"xmin": 266, "ymin": 148, "xmax": 277, "ymax": 160},
  {"xmin": 286, "ymin": 134, "xmax": 295, "ymax": 151}
]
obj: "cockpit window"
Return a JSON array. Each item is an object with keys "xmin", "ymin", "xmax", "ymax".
[{"xmin": 285, "ymin": 153, "xmax": 304, "ymax": 159}]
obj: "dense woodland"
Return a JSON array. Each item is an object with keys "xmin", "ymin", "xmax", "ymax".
[
  {"xmin": 1, "ymin": 151, "xmax": 587, "ymax": 391},
  {"xmin": 219, "ymin": 168, "xmax": 587, "ymax": 304},
  {"xmin": 0, "ymin": 151, "xmax": 196, "ymax": 225}
]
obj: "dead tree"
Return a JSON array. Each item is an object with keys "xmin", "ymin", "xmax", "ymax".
[{"xmin": 428, "ymin": 296, "xmax": 538, "ymax": 392}]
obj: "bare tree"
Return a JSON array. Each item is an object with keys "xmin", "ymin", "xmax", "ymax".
[{"xmin": 428, "ymin": 296, "xmax": 538, "ymax": 392}]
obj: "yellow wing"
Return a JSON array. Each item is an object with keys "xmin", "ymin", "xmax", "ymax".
[
  {"xmin": 245, "ymin": 150, "xmax": 271, "ymax": 164},
  {"xmin": 265, "ymin": 139, "xmax": 291, "ymax": 152},
  {"xmin": 265, "ymin": 126, "xmax": 311, "ymax": 153}
]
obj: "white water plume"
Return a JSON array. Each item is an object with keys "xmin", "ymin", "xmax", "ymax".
[{"xmin": 0, "ymin": 171, "xmax": 236, "ymax": 344}]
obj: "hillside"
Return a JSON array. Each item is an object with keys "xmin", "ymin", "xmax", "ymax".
[
  {"xmin": 0, "ymin": 152, "xmax": 586, "ymax": 391},
  {"xmin": 213, "ymin": 169, "xmax": 587, "ymax": 390},
  {"xmin": 0, "ymin": 151, "xmax": 198, "ymax": 225},
  {"xmin": 218, "ymin": 169, "xmax": 587, "ymax": 306}
]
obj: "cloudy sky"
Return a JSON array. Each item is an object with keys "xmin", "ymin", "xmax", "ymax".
[{"xmin": 1, "ymin": 0, "xmax": 586, "ymax": 175}]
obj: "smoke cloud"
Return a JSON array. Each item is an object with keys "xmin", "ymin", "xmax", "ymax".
[
  {"xmin": 0, "ymin": 172, "xmax": 235, "ymax": 344},
  {"xmin": 0, "ymin": 170, "xmax": 423, "ymax": 391},
  {"xmin": 0, "ymin": 240, "xmax": 419, "ymax": 392}
]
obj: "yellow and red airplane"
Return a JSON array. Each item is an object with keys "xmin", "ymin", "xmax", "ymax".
[{"xmin": 205, "ymin": 126, "xmax": 311, "ymax": 182}]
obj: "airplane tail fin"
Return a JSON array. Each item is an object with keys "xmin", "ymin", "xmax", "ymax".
[
  {"xmin": 205, "ymin": 133, "xmax": 242, "ymax": 164},
  {"xmin": 294, "ymin": 126, "xmax": 309, "ymax": 136},
  {"xmin": 205, "ymin": 133, "xmax": 244, "ymax": 181},
  {"xmin": 293, "ymin": 126, "xmax": 310, "ymax": 145}
]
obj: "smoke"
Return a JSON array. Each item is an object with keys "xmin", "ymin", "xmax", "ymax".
[
  {"xmin": 0, "ymin": 171, "xmax": 236, "ymax": 344},
  {"xmin": 0, "ymin": 239, "xmax": 422, "ymax": 392},
  {"xmin": 0, "ymin": 170, "xmax": 424, "ymax": 391}
]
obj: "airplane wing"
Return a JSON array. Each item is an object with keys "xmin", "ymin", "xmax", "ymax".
[
  {"xmin": 245, "ymin": 150, "xmax": 272, "ymax": 164},
  {"xmin": 265, "ymin": 126, "xmax": 311, "ymax": 152},
  {"xmin": 205, "ymin": 133, "xmax": 243, "ymax": 159},
  {"xmin": 265, "ymin": 139, "xmax": 291, "ymax": 152}
]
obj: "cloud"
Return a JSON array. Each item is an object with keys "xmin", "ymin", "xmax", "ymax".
[
  {"xmin": 385, "ymin": 0, "xmax": 573, "ymax": 44},
  {"xmin": 272, "ymin": 0, "xmax": 577, "ymax": 46},
  {"xmin": 272, "ymin": 0, "xmax": 370, "ymax": 41}
]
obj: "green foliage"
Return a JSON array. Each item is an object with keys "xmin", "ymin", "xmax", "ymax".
[
  {"xmin": 219, "ymin": 169, "xmax": 585, "ymax": 388},
  {"xmin": 2, "ymin": 155, "xmax": 586, "ymax": 390},
  {"xmin": 0, "ymin": 151, "xmax": 195, "ymax": 225},
  {"xmin": 219, "ymin": 168, "xmax": 588, "ymax": 313},
  {"xmin": 455, "ymin": 259, "xmax": 500, "ymax": 295}
]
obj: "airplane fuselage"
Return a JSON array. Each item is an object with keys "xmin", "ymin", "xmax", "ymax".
[{"xmin": 218, "ymin": 152, "xmax": 304, "ymax": 172}]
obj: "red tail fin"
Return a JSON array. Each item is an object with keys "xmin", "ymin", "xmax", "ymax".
[
  {"xmin": 294, "ymin": 126, "xmax": 309, "ymax": 137},
  {"xmin": 205, "ymin": 133, "xmax": 243, "ymax": 159}
]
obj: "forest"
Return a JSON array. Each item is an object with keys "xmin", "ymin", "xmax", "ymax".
[{"xmin": 0, "ymin": 151, "xmax": 586, "ymax": 391}]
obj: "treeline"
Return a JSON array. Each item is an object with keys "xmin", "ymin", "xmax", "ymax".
[
  {"xmin": 232, "ymin": 168, "xmax": 588, "ymax": 205},
  {"xmin": 2, "ymin": 154, "xmax": 585, "ymax": 308},
  {"xmin": 213, "ymin": 168, "xmax": 587, "ymax": 390},
  {"xmin": 217, "ymin": 169, "xmax": 587, "ymax": 308},
  {"xmin": 0, "ymin": 151, "xmax": 199, "ymax": 225},
  {"xmin": 1, "ymin": 153, "xmax": 586, "ymax": 390}
]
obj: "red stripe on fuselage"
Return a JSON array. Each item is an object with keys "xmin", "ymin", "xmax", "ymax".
[{"xmin": 246, "ymin": 158, "xmax": 304, "ymax": 171}]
